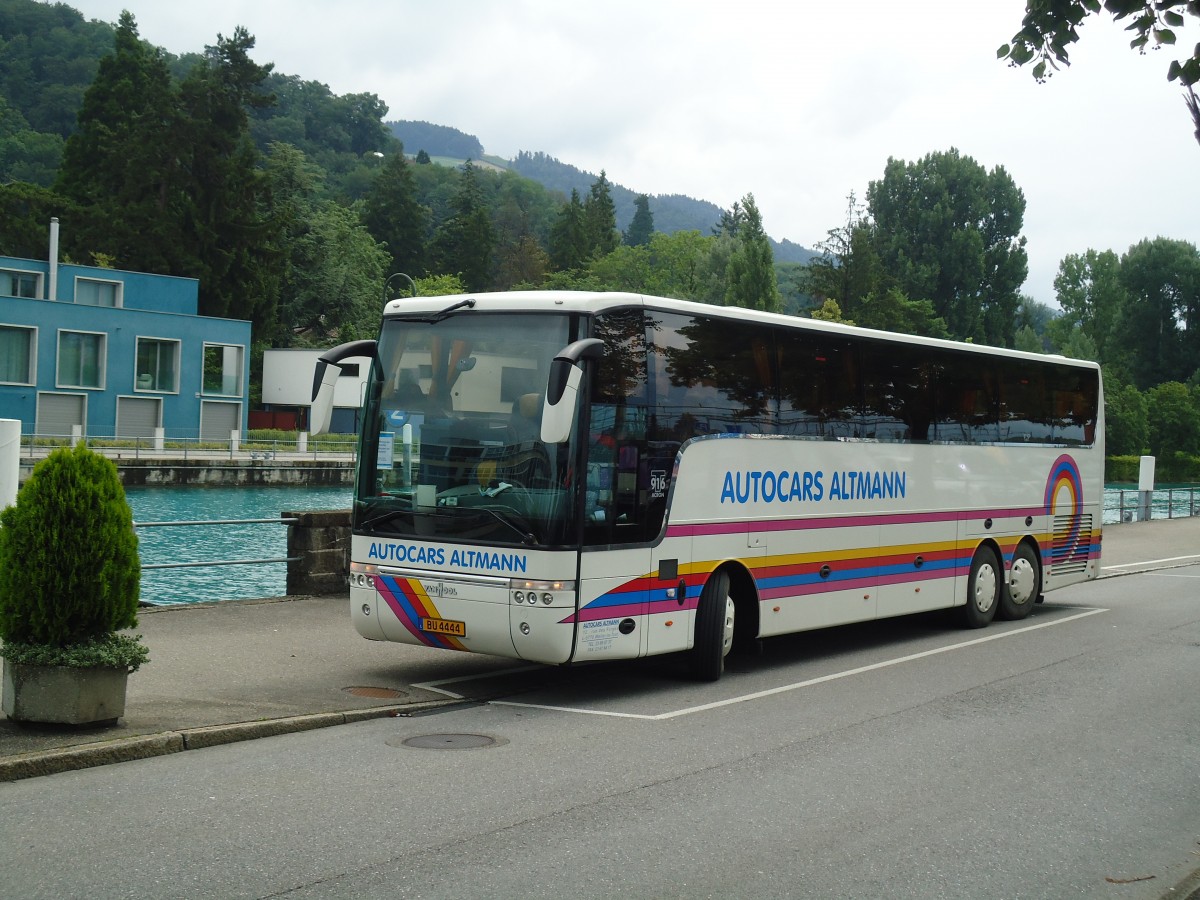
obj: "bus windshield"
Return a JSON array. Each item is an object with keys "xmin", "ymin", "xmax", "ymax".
[{"xmin": 355, "ymin": 310, "xmax": 579, "ymax": 547}]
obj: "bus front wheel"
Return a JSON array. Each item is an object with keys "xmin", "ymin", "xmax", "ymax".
[
  {"xmin": 960, "ymin": 546, "xmax": 999, "ymax": 629},
  {"xmin": 998, "ymin": 542, "xmax": 1040, "ymax": 621},
  {"xmin": 690, "ymin": 569, "xmax": 734, "ymax": 682}
]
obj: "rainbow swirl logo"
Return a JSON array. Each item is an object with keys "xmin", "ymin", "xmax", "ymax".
[{"xmin": 1045, "ymin": 455, "xmax": 1083, "ymax": 555}]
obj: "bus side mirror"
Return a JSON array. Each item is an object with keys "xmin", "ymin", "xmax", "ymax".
[
  {"xmin": 540, "ymin": 338, "xmax": 604, "ymax": 444},
  {"xmin": 310, "ymin": 339, "xmax": 377, "ymax": 436}
]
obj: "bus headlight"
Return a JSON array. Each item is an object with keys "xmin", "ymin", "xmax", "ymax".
[
  {"xmin": 350, "ymin": 562, "xmax": 378, "ymax": 589},
  {"xmin": 511, "ymin": 579, "xmax": 575, "ymax": 606}
]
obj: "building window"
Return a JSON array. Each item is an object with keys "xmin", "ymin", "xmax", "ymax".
[
  {"xmin": 1, "ymin": 269, "xmax": 41, "ymax": 299},
  {"xmin": 0, "ymin": 324, "xmax": 36, "ymax": 384},
  {"xmin": 57, "ymin": 330, "xmax": 105, "ymax": 389},
  {"xmin": 75, "ymin": 278, "xmax": 121, "ymax": 308},
  {"xmin": 202, "ymin": 344, "xmax": 244, "ymax": 397},
  {"xmin": 135, "ymin": 337, "xmax": 180, "ymax": 392}
]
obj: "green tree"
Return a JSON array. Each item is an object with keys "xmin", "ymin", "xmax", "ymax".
[
  {"xmin": 1119, "ymin": 237, "xmax": 1200, "ymax": 388},
  {"xmin": 866, "ymin": 148, "xmax": 1028, "ymax": 345},
  {"xmin": 645, "ymin": 230, "xmax": 716, "ymax": 300},
  {"xmin": 549, "ymin": 188, "xmax": 588, "ymax": 271},
  {"xmin": 361, "ymin": 147, "xmax": 429, "ymax": 278},
  {"xmin": 1014, "ymin": 323, "xmax": 1043, "ymax": 352},
  {"xmin": 803, "ymin": 192, "xmax": 881, "ymax": 320},
  {"xmin": 0, "ymin": 182, "xmax": 88, "ymax": 260},
  {"xmin": 810, "ymin": 298, "xmax": 853, "ymax": 324},
  {"xmin": 724, "ymin": 193, "xmax": 780, "ymax": 312},
  {"xmin": 265, "ymin": 143, "xmax": 388, "ymax": 345},
  {"xmin": 1050, "ymin": 249, "xmax": 1126, "ymax": 364},
  {"xmin": 55, "ymin": 11, "xmax": 181, "ymax": 273},
  {"xmin": 999, "ymin": 1, "xmax": 1200, "ymax": 142},
  {"xmin": 857, "ymin": 287, "xmax": 950, "ymax": 338},
  {"xmin": 430, "ymin": 160, "xmax": 495, "ymax": 291},
  {"xmin": 1103, "ymin": 376, "xmax": 1149, "ymax": 456},
  {"xmin": 624, "ymin": 193, "xmax": 655, "ymax": 247},
  {"xmin": 582, "ymin": 170, "xmax": 619, "ymax": 258},
  {"xmin": 1146, "ymin": 381, "xmax": 1200, "ymax": 456},
  {"xmin": 175, "ymin": 26, "xmax": 281, "ymax": 329}
]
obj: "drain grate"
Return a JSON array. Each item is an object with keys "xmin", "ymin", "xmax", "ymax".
[
  {"xmin": 397, "ymin": 733, "xmax": 500, "ymax": 750},
  {"xmin": 343, "ymin": 686, "xmax": 407, "ymax": 699}
]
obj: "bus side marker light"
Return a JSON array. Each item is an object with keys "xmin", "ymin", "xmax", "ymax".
[
  {"xmin": 773, "ymin": 606, "xmax": 781, "ymax": 613},
  {"xmin": 665, "ymin": 620, "xmax": 673, "ymax": 627}
]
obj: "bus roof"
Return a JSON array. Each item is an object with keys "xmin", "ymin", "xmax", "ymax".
[{"xmin": 381, "ymin": 290, "xmax": 1100, "ymax": 372}]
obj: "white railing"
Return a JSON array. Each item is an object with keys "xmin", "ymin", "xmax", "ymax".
[{"xmin": 19, "ymin": 430, "xmax": 358, "ymax": 465}]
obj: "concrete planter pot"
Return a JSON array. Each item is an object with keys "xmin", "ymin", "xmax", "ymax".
[{"xmin": 2, "ymin": 659, "xmax": 129, "ymax": 726}]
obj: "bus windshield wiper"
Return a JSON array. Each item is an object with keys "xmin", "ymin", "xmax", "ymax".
[
  {"xmin": 399, "ymin": 298, "xmax": 477, "ymax": 324},
  {"xmin": 473, "ymin": 505, "xmax": 538, "ymax": 546}
]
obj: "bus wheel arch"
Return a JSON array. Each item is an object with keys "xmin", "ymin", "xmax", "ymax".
[
  {"xmin": 959, "ymin": 541, "xmax": 1001, "ymax": 629},
  {"xmin": 998, "ymin": 538, "xmax": 1042, "ymax": 621},
  {"xmin": 688, "ymin": 568, "xmax": 731, "ymax": 681}
]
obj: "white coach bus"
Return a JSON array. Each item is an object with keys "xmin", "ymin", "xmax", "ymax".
[{"xmin": 312, "ymin": 292, "xmax": 1103, "ymax": 680}]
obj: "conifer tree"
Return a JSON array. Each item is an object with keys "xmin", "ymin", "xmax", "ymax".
[
  {"xmin": 583, "ymin": 171, "xmax": 619, "ymax": 258},
  {"xmin": 362, "ymin": 146, "xmax": 429, "ymax": 279},
  {"xmin": 55, "ymin": 12, "xmax": 181, "ymax": 272},
  {"xmin": 724, "ymin": 194, "xmax": 780, "ymax": 312},
  {"xmin": 431, "ymin": 160, "xmax": 494, "ymax": 291},
  {"xmin": 549, "ymin": 189, "xmax": 588, "ymax": 271},
  {"xmin": 624, "ymin": 194, "xmax": 654, "ymax": 247}
]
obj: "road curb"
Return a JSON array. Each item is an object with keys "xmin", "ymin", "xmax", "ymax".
[{"xmin": 0, "ymin": 698, "xmax": 458, "ymax": 782}]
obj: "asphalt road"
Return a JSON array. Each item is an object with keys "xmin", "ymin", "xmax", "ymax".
[{"xmin": 1, "ymin": 564, "xmax": 1198, "ymax": 899}]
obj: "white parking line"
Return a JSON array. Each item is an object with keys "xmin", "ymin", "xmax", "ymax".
[
  {"xmin": 417, "ymin": 607, "xmax": 1109, "ymax": 721},
  {"xmin": 1103, "ymin": 554, "xmax": 1200, "ymax": 570}
]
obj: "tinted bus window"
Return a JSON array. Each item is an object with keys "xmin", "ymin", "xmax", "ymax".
[
  {"xmin": 998, "ymin": 359, "xmax": 1053, "ymax": 443},
  {"xmin": 1049, "ymin": 366, "xmax": 1099, "ymax": 446},
  {"xmin": 934, "ymin": 351, "xmax": 1000, "ymax": 443},
  {"xmin": 778, "ymin": 331, "xmax": 861, "ymax": 439},
  {"xmin": 649, "ymin": 312, "xmax": 775, "ymax": 440},
  {"xmin": 861, "ymin": 341, "xmax": 934, "ymax": 441}
]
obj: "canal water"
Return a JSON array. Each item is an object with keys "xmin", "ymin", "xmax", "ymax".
[
  {"xmin": 126, "ymin": 485, "xmax": 1193, "ymax": 605},
  {"xmin": 128, "ymin": 485, "xmax": 352, "ymax": 606}
]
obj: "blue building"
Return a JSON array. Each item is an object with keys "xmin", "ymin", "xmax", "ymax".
[{"xmin": 0, "ymin": 220, "xmax": 252, "ymax": 441}]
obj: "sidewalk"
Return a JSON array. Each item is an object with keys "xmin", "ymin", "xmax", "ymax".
[{"xmin": 3, "ymin": 516, "xmax": 1199, "ymax": 781}]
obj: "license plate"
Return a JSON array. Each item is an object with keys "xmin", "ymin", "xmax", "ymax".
[{"xmin": 421, "ymin": 616, "xmax": 466, "ymax": 637}]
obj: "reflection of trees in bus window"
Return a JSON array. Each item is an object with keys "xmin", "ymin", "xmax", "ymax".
[
  {"xmin": 777, "ymin": 332, "xmax": 861, "ymax": 439},
  {"xmin": 585, "ymin": 310, "xmax": 666, "ymax": 546},
  {"xmin": 1048, "ymin": 369, "xmax": 1097, "ymax": 445},
  {"xmin": 933, "ymin": 352, "xmax": 1000, "ymax": 443},
  {"xmin": 592, "ymin": 309, "xmax": 647, "ymax": 405},
  {"xmin": 651, "ymin": 313, "xmax": 775, "ymax": 438},
  {"xmin": 999, "ymin": 359, "xmax": 1053, "ymax": 442},
  {"xmin": 861, "ymin": 342, "xmax": 934, "ymax": 441}
]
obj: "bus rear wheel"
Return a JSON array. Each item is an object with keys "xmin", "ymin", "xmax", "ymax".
[
  {"xmin": 998, "ymin": 542, "xmax": 1040, "ymax": 621},
  {"xmin": 960, "ymin": 546, "xmax": 999, "ymax": 629},
  {"xmin": 690, "ymin": 569, "xmax": 734, "ymax": 682}
]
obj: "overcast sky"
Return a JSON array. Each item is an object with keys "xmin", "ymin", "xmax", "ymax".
[{"xmin": 67, "ymin": 0, "xmax": 1200, "ymax": 308}]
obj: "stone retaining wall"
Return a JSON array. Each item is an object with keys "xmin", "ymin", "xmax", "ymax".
[{"xmin": 285, "ymin": 509, "xmax": 352, "ymax": 595}]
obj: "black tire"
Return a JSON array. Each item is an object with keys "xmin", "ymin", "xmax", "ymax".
[
  {"xmin": 959, "ymin": 546, "xmax": 999, "ymax": 629},
  {"xmin": 690, "ymin": 569, "xmax": 734, "ymax": 681},
  {"xmin": 998, "ymin": 542, "xmax": 1040, "ymax": 621}
]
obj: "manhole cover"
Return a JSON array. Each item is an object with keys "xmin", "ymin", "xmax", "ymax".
[
  {"xmin": 343, "ymin": 686, "xmax": 407, "ymax": 699},
  {"xmin": 395, "ymin": 733, "xmax": 502, "ymax": 750}
]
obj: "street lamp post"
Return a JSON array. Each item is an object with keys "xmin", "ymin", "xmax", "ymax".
[{"xmin": 384, "ymin": 272, "xmax": 417, "ymax": 304}]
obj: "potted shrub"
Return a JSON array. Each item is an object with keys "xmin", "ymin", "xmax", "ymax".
[{"xmin": 0, "ymin": 444, "xmax": 148, "ymax": 726}]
